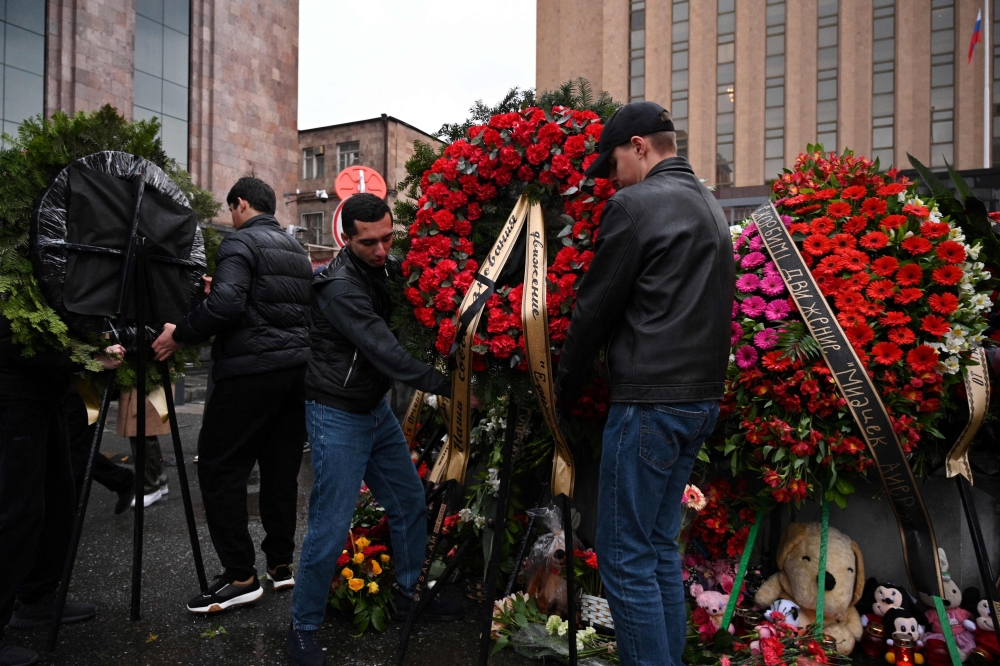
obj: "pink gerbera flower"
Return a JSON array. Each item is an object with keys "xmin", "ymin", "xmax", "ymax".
[
  {"xmin": 754, "ymin": 328, "xmax": 779, "ymax": 350},
  {"xmin": 741, "ymin": 296, "xmax": 767, "ymax": 317},
  {"xmin": 744, "ymin": 222, "xmax": 759, "ymax": 237},
  {"xmin": 735, "ymin": 345, "xmax": 759, "ymax": 369},
  {"xmin": 764, "ymin": 299, "xmax": 791, "ymax": 321},
  {"xmin": 748, "ymin": 235, "xmax": 764, "ymax": 251},
  {"xmin": 759, "ymin": 274, "xmax": 786, "ymax": 296},
  {"xmin": 731, "ymin": 321, "xmax": 744, "ymax": 345},
  {"xmin": 736, "ymin": 274, "xmax": 760, "ymax": 293},
  {"xmin": 681, "ymin": 484, "xmax": 707, "ymax": 511},
  {"xmin": 732, "ymin": 300, "xmax": 741, "ymax": 318},
  {"xmin": 741, "ymin": 251, "xmax": 766, "ymax": 269}
]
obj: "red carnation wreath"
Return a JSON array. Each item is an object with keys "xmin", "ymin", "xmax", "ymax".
[{"xmin": 401, "ymin": 106, "xmax": 616, "ymax": 417}]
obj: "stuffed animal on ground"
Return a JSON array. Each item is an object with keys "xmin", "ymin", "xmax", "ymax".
[
  {"xmin": 966, "ymin": 593, "xmax": 1000, "ymax": 663},
  {"xmin": 754, "ymin": 523, "xmax": 865, "ymax": 655},
  {"xmin": 917, "ymin": 549, "xmax": 975, "ymax": 661},
  {"xmin": 883, "ymin": 606, "xmax": 927, "ymax": 665},
  {"xmin": 690, "ymin": 587, "xmax": 735, "ymax": 640},
  {"xmin": 857, "ymin": 577, "xmax": 915, "ymax": 628},
  {"xmin": 765, "ymin": 598, "xmax": 802, "ymax": 630}
]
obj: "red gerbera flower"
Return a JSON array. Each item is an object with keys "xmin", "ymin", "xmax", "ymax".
[
  {"xmin": 809, "ymin": 216, "xmax": 836, "ymax": 235},
  {"xmin": 846, "ymin": 322, "xmax": 875, "ymax": 347},
  {"xmin": 843, "ymin": 272, "xmax": 871, "ymax": 291},
  {"xmin": 816, "ymin": 255, "xmax": 846, "ymax": 274},
  {"xmin": 835, "ymin": 291, "xmax": 865, "ymax": 310},
  {"xmin": 894, "ymin": 288, "xmax": 924, "ymax": 304},
  {"xmin": 936, "ymin": 240, "xmax": 966, "ymax": 264},
  {"xmin": 895, "ymin": 264, "xmax": 923, "ymax": 286},
  {"xmin": 858, "ymin": 300, "xmax": 885, "ymax": 317},
  {"xmin": 762, "ymin": 350, "xmax": 793, "ymax": 371},
  {"xmin": 921, "ymin": 314, "xmax": 952, "ymax": 337},
  {"xmin": 837, "ymin": 311, "xmax": 867, "ymax": 328},
  {"xmin": 928, "ymin": 292, "xmax": 959, "ymax": 315},
  {"xmin": 841, "ymin": 251, "xmax": 869, "ymax": 272},
  {"xmin": 903, "ymin": 203, "xmax": 930, "ymax": 218},
  {"xmin": 814, "ymin": 188, "xmax": 839, "ymax": 200},
  {"xmin": 920, "ymin": 221, "xmax": 951, "ymax": 239},
  {"xmin": 859, "ymin": 231, "xmax": 889, "ymax": 249},
  {"xmin": 880, "ymin": 214, "xmax": 907, "ymax": 230},
  {"xmin": 827, "ymin": 201, "xmax": 853, "ymax": 218},
  {"xmin": 862, "ymin": 197, "xmax": 888, "ymax": 217},
  {"xmin": 901, "ymin": 237, "xmax": 933, "ymax": 255},
  {"xmin": 841, "ymin": 185, "xmax": 868, "ymax": 200},
  {"xmin": 931, "ymin": 265, "xmax": 964, "ymax": 286},
  {"xmin": 889, "ymin": 327, "xmax": 916, "ymax": 345},
  {"xmin": 871, "ymin": 256, "xmax": 900, "ymax": 277},
  {"xmin": 789, "ymin": 222, "xmax": 811, "ymax": 235},
  {"xmin": 843, "ymin": 216, "xmax": 868, "ymax": 234},
  {"xmin": 832, "ymin": 233, "xmax": 857, "ymax": 251},
  {"xmin": 907, "ymin": 345, "xmax": 939, "ymax": 373},
  {"xmin": 872, "ymin": 342, "xmax": 904, "ymax": 365},
  {"xmin": 880, "ymin": 311, "xmax": 912, "ymax": 326},
  {"xmin": 877, "ymin": 183, "xmax": 906, "ymax": 196},
  {"xmin": 803, "ymin": 234, "xmax": 833, "ymax": 256},
  {"xmin": 866, "ymin": 280, "xmax": 896, "ymax": 300}
]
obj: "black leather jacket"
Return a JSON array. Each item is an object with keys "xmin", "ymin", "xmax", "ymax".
[
  {"xmin": 305, "ymin": 247, "xmax": 450, "ymax": 413},
  {"xmin": 554, "ymin": 157, "xmax": 735, "ymax": 404},
  {"xmin": 0, "ymin": 315, "xmax": 75, "ymax": 404},
  {"xmin": 173, "ymin": 215, "xmax": 313, "ymax": 380}
]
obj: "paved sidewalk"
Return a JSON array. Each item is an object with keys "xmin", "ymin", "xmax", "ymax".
[{"xmin": 10, "ymin": 403, "xmax": 535, "ymax": 666}]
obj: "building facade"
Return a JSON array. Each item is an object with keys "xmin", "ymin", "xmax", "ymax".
[
  {"xmin": 296, "ymin": 115, "xmax": 443, "ymax": 249},
  {"xmin": 5, "ymin": 0, "xmax": 299, "ymax": 226},
  {"xmin": 537, "ymin": 0, "xmax": 995, "ymax": 188}
]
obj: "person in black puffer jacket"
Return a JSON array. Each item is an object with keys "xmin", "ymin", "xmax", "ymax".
[{"xmin": 153, "ymin": 176, "xmax": 312, "ymax": 614}]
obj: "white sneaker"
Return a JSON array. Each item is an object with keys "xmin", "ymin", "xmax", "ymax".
[
  {"xmin": 159, "ymin": 483, "xmax": 169, "ymax": 495},
  {"xmin": 130, "ymin": 488, "xmax": 163, "ymax": 508}
]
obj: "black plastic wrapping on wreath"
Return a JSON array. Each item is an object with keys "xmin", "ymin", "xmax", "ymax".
[{"xmin": 31, "ymin": 151, "xmax": 207, "ymax": 338}]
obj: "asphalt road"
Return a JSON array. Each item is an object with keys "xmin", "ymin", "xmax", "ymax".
[{"xmin": 10, "ymin": 402, "xmax": 536, "ymax": 666}]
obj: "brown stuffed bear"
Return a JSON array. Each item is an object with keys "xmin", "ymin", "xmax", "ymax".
[{"xmin": 755, "ymin": 523, "xmax": 865, "ymax": 655}]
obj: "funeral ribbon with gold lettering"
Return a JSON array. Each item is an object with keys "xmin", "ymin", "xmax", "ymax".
[
  {"xmin": 402, "ymin": 390, "xmax": 425, "ymax": 449},
  {"xmin": 945, "ymin": 347, "xmax": 991, "ymax": 484},
  {"xmin": 752, "ymin": 202, "xmax": 945, "ymax": 597}
]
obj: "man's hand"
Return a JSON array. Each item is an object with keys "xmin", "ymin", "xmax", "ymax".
[
  {"xmin": 152, "ymin": 323, "xmax": 180, "ymax": 361},
  {"xmin": 202, "ymin": 275, "xmax": 212, "ymax": 295},
  {"xmin": 94, "ymin": 344, "xmax": 126, "ymax": 370}
]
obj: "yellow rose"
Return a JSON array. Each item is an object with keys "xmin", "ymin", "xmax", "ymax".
[
  {"xmin": 368, "ymin": 581, "xmax": 379, "ymax": 595},
  {"xmin": 355, "ymin": 536, "xmax": 370, "ymax": 551},
  {"xmin": 353, "ymin": 552, "xmax": 365, "ymax": 564},
  {"xmin": 380, "ymin": 554, "xmax": 390, "ymax": 564},
  {"xmin": 371, "ymin": 561, "xmax": 382, "ymax": 575},
  {"xmin": 348, "ymin": 578, "xmax": 364, "ymax": 592},
  {"xmin": 341, "ymin": 567, "xmax": 354, "ymax": 580}
]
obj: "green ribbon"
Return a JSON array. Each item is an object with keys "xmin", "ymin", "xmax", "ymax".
[
  {"xmin": 934, "ymin": 595, "xmax": 963, "ymax": 666},
  {"xmin": 815, "ymin": 497, "xmax": 830, "ymax": 638},
  {"xmin": 719, "ymin": 508, "xmax": 767, "ymax": 633}
]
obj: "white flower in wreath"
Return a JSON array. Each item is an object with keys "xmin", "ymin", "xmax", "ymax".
[
  {"xmin": 940, "ymin": 356, "xmax": 961, "ymax": 375},
  {"xmin": 970, "ymin": 294, "xmax": 993, "ymax": 310},
  {"xmin": 458, "ymin": 508, "xmax": 473, "ymax": 523},
  {"xmin": 474, "ymin": 514, "xmax": 486, "ymax": 529},
  {"xmin": 928, "ymin": 206, "xmax": 943, "ymax": 222},
  {"xmin": 486, "ymin": 468, "xmax": 501, "ymax": 494},
  {"xmin": 898, "ymin": 191, "xmax": 908, "ymax": 203},
  {"xmin": 949, "ymin": 227, "xmax": 967, "ymax": 242},
  {"xmin": 423, "ymin": 394, "xmax": 439, "ymax": 409},
  {"xmin": 967, "ymin": 243, "xmax": 982, "ymax": 260}
]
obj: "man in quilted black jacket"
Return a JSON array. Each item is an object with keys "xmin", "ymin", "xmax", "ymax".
[{"xmin": 153, "ymin": 176, "xmax": 313, "ymax": 613}]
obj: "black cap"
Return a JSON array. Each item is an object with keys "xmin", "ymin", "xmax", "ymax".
[{"xmin": 585, "ymin": 101, "xmax": 675, "ymax": 178}]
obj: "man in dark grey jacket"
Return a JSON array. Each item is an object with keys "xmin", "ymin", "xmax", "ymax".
[
  {"xmin": 284, "ymin": 193, "xmax": 459, "ymax": 666},
  {"xmin": 153, "ymin": 176, "xmax": 313, "ymax": 614},
  {"xmin": 554, "ymin": 103, "xmax": 735, "ymax": 666}
]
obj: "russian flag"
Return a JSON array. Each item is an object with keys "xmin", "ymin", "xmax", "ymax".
[{"xmin": 969, "ymin": 9, "xmax": 982, "ymax": 65}]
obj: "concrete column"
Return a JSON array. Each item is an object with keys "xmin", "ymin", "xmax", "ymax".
[
  {"xmin": 839, "ymin": 0, "xmax": 874, "ymax": 158},
  {"xmin": 735, "ymin": 0, "xmax": 766, "ymax": 186},
  {"xmin": 603, "ymin": 0, "xmax": 630, "ymax": 102},
  {"xmin": 956, "ymin": 0, "xmax": 986, "ymax": 169},
  {"xmin": 688, "ymin": 0, "xmax": 717, "ymax": 183},
  {"xmin": 896, "ymin": 0, "xmax": 931, "ymax": 167},
  {"xmin": 645, "ymin": 0, "xmax": 672, "ymax": 106},
  {"xmin": 785, "ymin": 0, "xmax": 818, "ymax": 162}
]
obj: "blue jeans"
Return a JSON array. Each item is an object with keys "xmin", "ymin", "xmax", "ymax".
[
  {"xmin": 291, "ymin": 398, "xmax": 427, "ymax": 631},
  {"xmin": 596, "ymin": 401, "xmax": 719, "ymax": 666}
]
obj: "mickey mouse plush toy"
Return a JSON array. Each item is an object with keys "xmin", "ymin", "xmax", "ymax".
[
  {"xmin": 884, "ymin": 607, "xmax": 927, "ymax": 664},
  {"xmin": 858, "ymin": 577, "xmax": 915, "ymax": 628}
]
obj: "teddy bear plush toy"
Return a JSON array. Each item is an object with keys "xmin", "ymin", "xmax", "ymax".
[
  {"xmin": 917, "ymin": 549, "xmax": 976, "ymax": 662},
  {"xmin": 857, "ymin": 577, "xmax": 916, "ymax": 628},
  {"xmin": 690, "ymin": 586, "xmax": 735, "ymax": 641},
  {"xmin": 754, "ymin": 523, "xmax": 865, "ymax": 655}
]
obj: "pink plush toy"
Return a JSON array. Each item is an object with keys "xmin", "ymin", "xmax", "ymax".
[{"xmin": 696, "ymin": 590, "xmax": 735, "ymax": 633}]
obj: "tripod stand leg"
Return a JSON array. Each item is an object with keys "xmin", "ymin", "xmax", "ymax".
[
  {"xmin": 957, "ymin": 476, "xmax": 1000, "ymax": 647},
  {"xmin": 159, "ymin": 361, "xmax": 207, "ymax": 593},
  {"xmin": 478, "ymin": 402, "xmax": 522, "ymax": 665},
  {"xmin": 562, "ymin": 493, "xmax": 577, "ymax": 666},
  {"xmin": 48, "ymin": 375, "xmax": 116, "ymax": 652},
  {"xmin": 397, "ymin": 481, "xmax": 455, "ymax": 665},
  {"xmin": 504, "ymin": 485, "xmax": 549, "ymax": 597},
  {"xmin": 130, "ymin": 241, "xmax": 148, "ymax": 622}
]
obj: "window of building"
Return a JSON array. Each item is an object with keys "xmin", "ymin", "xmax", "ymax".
[
  {"xmin": 134, "ymin": 0, "xmax": 190, "ymax": 169},
  {"xmin": 816, "ymin": 0, "xmax": 839, "ymax": 151},
  {"xmin": 301, "ymin": 212, "xmax": 325, "ymax": 246},
  {"xmin": 1, "ymin": 2, "xmax": 46, "ymax": 143},
  {"xmin": 764, "ymin": 0, "xmax": 786, "ymax": 179},
  {"xmin": 930, "ymin": 0, "xmax": 955, "ymax": 167},
  {"xmin": 716, "ymin": 0, "xmax": 736, "ymax": 187},
  {"xmin": 671, "ymin": 1, "xmax": 690, "ymax": 158},
  {"xmin": 993, "ymin": 0, "xmax": 1000, "ymax": 165},
  {"xmin": 338, "ymin": 141, "xmax": 361, "ymax": 173},
  {"xmin": 630, "ymin": 1, "xmax": 646, "ymax": 101},
  {"xmin": 871, "ymin": 0, "xmax": 895, "ymax": 168},
  {"xmin": 303, "ymin": 146, "xmax": 325, "ymax": 180}
]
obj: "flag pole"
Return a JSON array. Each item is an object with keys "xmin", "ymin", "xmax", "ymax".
[{"xmin": 986, "ymin": 0, "xmax": 991, "ymax": 168}]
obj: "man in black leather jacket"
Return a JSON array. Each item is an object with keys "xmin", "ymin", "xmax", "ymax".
[
  {"xmin": 553, "ymin": 102, "xmax": 735, "ymax": 666},
  {"xmin": 285, "ymin": 193, "xmax": 459, "ymax": 666},
  {"xmin": 153, "ymin": 176, "xmax": 313, "ymax": 614}
]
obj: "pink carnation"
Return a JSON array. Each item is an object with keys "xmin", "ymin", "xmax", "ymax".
[
  {"xmin": 736, "ymin": 274, "xmax": 760, "ymax": 293},
  {"xmin": 734, "ymin": 345, "xmax": 759, "ymax": 369},
  {"xmin": 741, "ymin": 296, "xmax": 767, "ymax": 317},
  {"xmin": 741, "ymin": 251, "xmax": 766, "ymax": 269},
  {"xmin": 764, "ymin": 299, "xmax": 791, "ymax": 321}
]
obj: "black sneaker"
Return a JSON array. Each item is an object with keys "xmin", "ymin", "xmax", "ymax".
[
  {"xmin": 391, "ymin": 589, "xmax": 464, "ymax": 622},
  {"xmin": 0, "ymin": 638, "xmax": 38, "ymax": 666},
  {"xmin": 284, "ymin": 625, "xmax": 325, "ymax": 666},
  {"xmin": 8, "ymin": 596, "xmax": 96, "ymax": 629},
  {"xmin": 265, "ymin": 565, "xmax": 295, "ymax": 591},
  {"xmin": 186, "ymin": 575, "xmax": 263, "ymax": 613}
]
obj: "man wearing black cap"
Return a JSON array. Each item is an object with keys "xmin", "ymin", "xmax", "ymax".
[{"xmin": 554, "ymin": 101, "xmax": 734, "ymax": 666}]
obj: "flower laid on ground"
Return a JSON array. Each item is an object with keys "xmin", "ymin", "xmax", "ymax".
[
  {"xmin": 721, "ymin": 147, "xmax": 992, "ymax": 508},
  {"xmin": 491, "ymin": 591, "xmax": 618, "ymax": 660},
  {"xmin": 573, "ymin": 548, "xmax": 602, "ymax": 597}
]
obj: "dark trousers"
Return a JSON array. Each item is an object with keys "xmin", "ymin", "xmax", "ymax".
[
  {"xmin": 0, "ymin": 403, "xmax": 75, "ymax": 634},
  {"xmin": 65, "ymin": 392, "xmax": 133, "ymax": 497},
  {"xmin": 198, "ymin": 366, "xmax": 306, "ymax": 581}
]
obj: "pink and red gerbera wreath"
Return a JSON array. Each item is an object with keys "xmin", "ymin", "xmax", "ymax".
[{"xmin": 401, "ymin": 106, "xmax": 615, "ymax": 417}]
